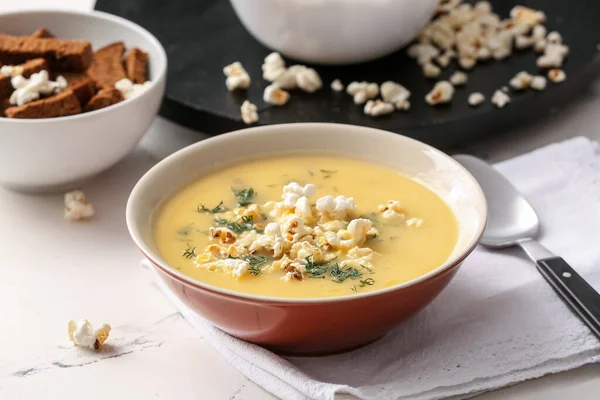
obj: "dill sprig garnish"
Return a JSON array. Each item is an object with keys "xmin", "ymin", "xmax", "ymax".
[
  {"xmin": 304, "ymin": 256, "xmax": 366, "ymax": 283},
  {"xmin": 196, "ymin": 200, "xmax": 228, "ymax": 214},
  {"xmin": 359, "ymin": 278, "xmax": 375, "ymax": 286},
  {"xmin": 228, "ymin": 254, "xmax": 268, "ymax": 276},
  {"xmin": 360, "ymin": 264, "xmax": 374, "ymax": 274},
  {"xmin": 182, "ymin": 246, "xmax": 197, "ymax": 259},
  {"xmin": 320, "ymin": 169, "xmax": 338, "ymax": 174},
  {"xmin": 214, "ymin": 215, "xmax": 262, "ymax": 234},
  {"xmin": 231, "ymin": 187, "xmax": 256, "ymax": 206}
]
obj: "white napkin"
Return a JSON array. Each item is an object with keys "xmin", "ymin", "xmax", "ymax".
[{"xmin": 145, "ymin": 136, "xmax": 600, "ymax": 400}]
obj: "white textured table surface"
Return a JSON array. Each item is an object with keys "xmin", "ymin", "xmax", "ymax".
[{"xmin": 1, "ymin": 1, "xmax": 600, "ymax": 399}]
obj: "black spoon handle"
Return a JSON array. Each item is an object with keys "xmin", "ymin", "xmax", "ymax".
[{"xmin": 536, "ymin": 257, "xmax": 600, "ymax": 338}]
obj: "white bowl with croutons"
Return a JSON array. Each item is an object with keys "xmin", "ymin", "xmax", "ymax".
[
  {"xmin": 0, "ymin": 9, "xmax": 167, "ymax": 192},
  {"xmin": 229, "ymin": 0, "xmax": 438, "ymax": 65}
]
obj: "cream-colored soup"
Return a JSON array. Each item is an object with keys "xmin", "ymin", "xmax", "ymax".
[{"xmin": 154, "ymin": 155, "xmax": 458, "ymax": 298}]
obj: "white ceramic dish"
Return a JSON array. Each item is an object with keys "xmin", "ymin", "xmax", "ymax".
[
  {"xmin": 229, "ymin": 0, "xmax": 437, "ymax": 65},
  {"xmin": 0, "ymin": 9, "xmax": 167, "ymax": 192}
]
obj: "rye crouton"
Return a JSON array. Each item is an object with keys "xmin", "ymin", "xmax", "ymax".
[
  {"xmin": 5, "ymin": 89, "xmax": 81, "ymax": 119},
  {"xmin": 84, "ymin": 88, "xmax": 124, "ymax": 112},
  {"xmin": 57, "ymin": 72, "xmax": 95, "ymax": 105},
  {"xmin": 87, "ymin": 42, "xmax": 127, "ymax": 89},
  {"xmin": 31, "ymin": 28, "xmax": 55, "ymax": 38},
  {"xmin": 0, "ymin": 58, "xmax": 48, "ymax": 99},
  {"xmin": 125, "ymin": 48, "xmax": 148, "ymax": 84},
  {"xmin": 0, "ymin": 34, "xmax": 92, "ymax": 71}
]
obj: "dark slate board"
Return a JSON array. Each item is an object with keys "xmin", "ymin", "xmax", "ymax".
[{"xmin": 95, "ymin": 0, "xmax": 600, "ymax": 147}]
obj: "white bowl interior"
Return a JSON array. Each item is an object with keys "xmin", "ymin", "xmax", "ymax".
[
  {"xmin": 127, "ymin": 124, "xmax": 487, "ymax": 301},
  {"xmin": 0, "ymin": 10, "xmax": 165, "ymax": 81}
]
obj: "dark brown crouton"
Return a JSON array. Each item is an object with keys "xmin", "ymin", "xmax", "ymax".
[
  {"xmin": 5, "ymin": 89, "xmax": 81, "ymax": 119},
  {"xmin": 84, "ymin": 88, "xmax": 124, "ymax": 112},
  {"xmin": 125, "ymin": 48, "xmax": 148, "ymax": 84},
  {"xmin": 87, "ymin": 42, "xmax": 127, "ymax": 89},
  {"xmin": 0, "ymin": 33, "xmax": 92, "ymax": 71}
]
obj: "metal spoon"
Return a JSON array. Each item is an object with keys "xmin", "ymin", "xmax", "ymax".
[{"xmin": 454, "ymin": 155, "xmax": 600, "ymax": 339}]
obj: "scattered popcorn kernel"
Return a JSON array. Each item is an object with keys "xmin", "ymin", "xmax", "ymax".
[
  {"xmin": 364, "ymin": 100, "xmax": 394, "ymax": 117},
  {"xmin": 330, "ymin": 79, "xmax": 344, "ymax": 92},
  {"xmin": 68, "ymin": 320, "xmax": 111, "ymax": 350},
  {"xmin": 491, "ymin": 89, "xmax": 510, "ymax": 108},
  {"xmin": 223, "ymin": 61, "xmax": 251, "ymax": 91},
  {"xmin": 263, "ymin": 84, "xmax": 290, "ymax": 106},
  {"xmin": 296, "ymin": 68, "xmax": 322, "ymax": 93},
  {"xmin": 407, "ymin": 43, "xmax": 440, "ymax": 65},
  {"xmin": 468, "ymin": 92, "xmax": 485, "ymax": 106},
  {"xmin": 530, "ymin": 75, "xmax": 547, "ymax": 91},
  {"xmin": 380, "ymin": 81, "xmax": 411, "ymax": 109},
  {"xmin": 547, "ymin": 68, "xmax": 566, "ymax": 83},
  {"xmin": 449, "ymin": 71, "xmax": 468, "ymax": 86},
  {"xmin": 240, "ymin": 100, "xmax": 258, "ymax": 124},
  {"xmin": 0, "ymin": 65, "xmax": 24, "ymax": 77},
  {"xmin": 425, "ymin": 81, "xmax": 455, "ymax": 105},
  {"xmin": 64, "ymin": 190, "xmax": 94, "ymax": 221},
  {"xmin": 273, "ymin": 66, "xmax": 302, "ymax": 90},
  {"xmin": 537, "ymin": 43, "xmax": 569, "ymax": 68},
  {"xmin": 477, "ymin": 47, "xmax": 492, "ymax": 60},
  {"xmin": 510, "ymin": 6, "xmax": 545, "ymax": 26},
  {"xmin": 509, "ymin": 71, "xmax": 533, "ymax": 90},
  {"xmin": 210, "ymin": 227, "xmax": 237, "ymax": 244},
  {"xmin": 546, "ymin": 31, "xmax": 562, "ymax": 44},
  {"xmin": 423, "ymin": 62, "xmax": 442, "ymax": 78},
  {"xmin": 262, "ymin": 52, "xmax": 286, "ymax": 81},
  {"xmin": 346, "ymin": 81, "xmax": 379, "ymax": 104}
]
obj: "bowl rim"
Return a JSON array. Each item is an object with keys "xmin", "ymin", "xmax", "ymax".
[
  {"xmin": 127, "ymin": 123, "xmax": 488, "ymax": 304},
  {"xmin": 0, "ymin": 8, "xmax": 168, "ymax": 123}
]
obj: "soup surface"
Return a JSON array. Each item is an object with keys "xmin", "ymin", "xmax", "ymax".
[{"xmin": 154, "ymin": 155, "xmax": 458, "ymax": 298}]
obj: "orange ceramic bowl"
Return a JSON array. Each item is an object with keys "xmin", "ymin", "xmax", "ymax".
[{"xmin": 126, "ymin": 123, "xmax": 487, "ymax": 355}]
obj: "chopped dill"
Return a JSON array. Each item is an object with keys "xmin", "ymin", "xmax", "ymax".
[
  {"xmin": 182, "ymin": 246, "xmax": 197, "ymax": 259},
  {"xmin": 214, "ymin": 215, "xmax": 261, "ymax": 234},
  {"xmin": 228, "ymin": 254, "xmax": 268, "ymax": 276},
  {"xmin": 308, "ymin": 170, "xmax": 314, "ymax": 176},
  {"xmin": 259, "ymin": 212, "xmax": 268, "ymax": 221},
  {"xmin": 304, "ymin": 256, "xmax": 363, "ymax": 283},
  {"xmin": 320, "ymin": 169, "xmax": 338, "ymax": 174},
  {"xmin": 351, "ymin": 285, "xmax": 358, "ymax": 292},
  {"xmin": 266, "ymin": 184, "xmax": 278, "ymax": 188},
  {"xmin": 231, "ymin": 187, "xmax": 256, "ymax": 206},
  {"xmin": 248, "ymin": 265, "xmax": 263, "ymax": 276},
  {"xmin": 360, "ymin": 264, "xmax": 374, "ymax": 274},
  {"xmin": 196, "ymin": 200, "xmax": 228, "ymax": 214},
  {"xmin": 359, "ymin": 278, "xmax": 375, "ymax": 287}
]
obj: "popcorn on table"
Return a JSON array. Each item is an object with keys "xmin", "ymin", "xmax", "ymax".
[
  {"xmin": 330, "ymin": 79, "xmax": 344, "ymax": 92},
  {"xmin": 240, "ymin": 100, "xmax": 259, "ymax": 124},
  {"xmin": 491, "ymin": 90, "xmax": 510, "ymax": 108},
  {"xmin": 64, "ymin": 190, "xmax": 95, "ymax": 221},
  {"xmin": 346, "ymin": 81, "xmax": 379, "ymax": 104},
  {"xmin": 509, "ymin": 71, "xmax": 533, "ymax": 90},
  {"xmin": 548, "ymin": 69, "xmax": 566, "ymax": 83},
  {"xmin": 468, "ymin": 92, "xmax": 485, "ymax": 107},
  {"xmin": 530, "ymin": 75, "xmax": 547, "ymax": 91},
  {"xmin": 449, "ymin": 71, "xmax": 467, "ymax": 86},
  {"xmin": 9, "ymin": 70, "xmax": 67, "ymax": 106},
  {"xmin": 68, "ymin": 319, "xmax": 111, "ymax": 350},
  {"xmin": 223, "ymin": 61, "xmax": 251, "ymax": 91},
  {"xmin": 425, "ymin": 81, "xmax": 454, "ymax": 105},
  {"xmin": 380, "ymin": 81, "xmax": 411, "ymax": 110},
  {"xmin": 114, "ymin": 78, "xmax": 152, "ymax": 100},
  {"xmin": 263, "ymin": 84, "xmax": 290, "ymax": 106},
  {"xmin": 364, "ymin": 100, "xmax": 394, "ymax": 117}
]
